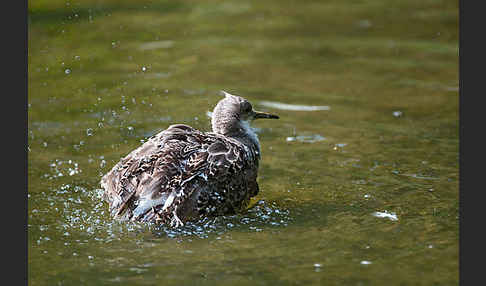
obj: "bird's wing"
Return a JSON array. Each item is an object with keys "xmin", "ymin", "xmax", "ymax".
[{"xmin": 101, "ymin": 124, "xmax": 258, "ymax": 222}]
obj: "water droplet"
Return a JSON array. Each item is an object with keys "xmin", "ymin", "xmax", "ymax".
[
  {"xmin": 86, "ymin": 128, "xmax": 93, "ymax": 136},
  {"xmin": 65, "ymin": 68, "xmax": 71, "ymax": 75},
  {"xmin": 360, "ymin": 260, "xmax": 372, "ymax": 265},
  {"xmin": 141, "ymin": 66, "xmax": 147, "ymax": 72}
]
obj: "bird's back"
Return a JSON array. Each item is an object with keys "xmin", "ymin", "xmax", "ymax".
[{"xmin": 101, "ymin": 124, "xmax": 260, "ymax": 225}]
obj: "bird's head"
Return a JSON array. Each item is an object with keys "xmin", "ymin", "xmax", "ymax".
[{"xmin": 211, "ymin": 91, "xmax": 279, "ymax": 136}]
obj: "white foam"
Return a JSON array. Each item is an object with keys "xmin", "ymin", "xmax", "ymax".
[{"xmin": 372, "ymin": 211, "xmax": 398, "ymax": 221}]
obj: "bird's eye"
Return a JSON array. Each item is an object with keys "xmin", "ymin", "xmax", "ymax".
[{"xmin": 242, "ymin": 103, "xmax": 252, "ymax": 113}]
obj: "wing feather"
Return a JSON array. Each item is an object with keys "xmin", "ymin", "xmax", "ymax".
[{"xmin": 101, "ymin": 124, "xmax": 259, "ymax": 224}]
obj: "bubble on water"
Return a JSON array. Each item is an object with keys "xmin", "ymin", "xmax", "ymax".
[
  {"xmin": 392, "ymin": 111, "xmax": 403, "ymax": 117},
  {"xmin": 360, "ymin": 260, "xmax": 372, "ymax": 265},
  {"xmin": 333, "ymin": 143, "xmax": 347, "ymax": 150},
  {"xmin": 356, "ymin": 19, "xmax": 372, "ymax": 29},
  {"xmin": 74, "ymin": 55, "xmax": 80, "ymax": 61},
  {"xmin": 141, "ymin": 66, "xmax": 147, "ymax": 72},
  {"xmin": 65, "ymin": 68, "xmax": 71, "ymax": 74},
  {"xmin": 86, "ymin": 128, "xmax": 93, "ymax": 136}
]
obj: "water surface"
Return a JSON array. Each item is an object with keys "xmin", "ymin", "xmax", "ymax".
[{"xmin": 28, "ymin": 0, "xmax": 458, "ymax": 285}]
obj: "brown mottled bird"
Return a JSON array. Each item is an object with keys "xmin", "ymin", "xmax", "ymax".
[{"xmin": 100, "ymin": 91, "xmax": 279, "ymax": 227}]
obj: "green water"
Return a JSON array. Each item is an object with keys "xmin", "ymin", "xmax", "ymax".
[{"xmin": 28, "ymin": 0, "xmax": 459, "ymax": 285}]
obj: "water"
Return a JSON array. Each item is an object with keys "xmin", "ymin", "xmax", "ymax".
[{"xmin": 28, "ymin": 0, "xmax": 458, "ymax": 285}]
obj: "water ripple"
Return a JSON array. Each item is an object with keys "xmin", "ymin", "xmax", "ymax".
[{"xmin": 259, "ymin": 101, "xmax": 330, "ymax": 111}]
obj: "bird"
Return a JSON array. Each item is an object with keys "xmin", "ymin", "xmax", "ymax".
[{"xmin": 100, "ymin": 91, "xmax": 279, "ymax": 227}]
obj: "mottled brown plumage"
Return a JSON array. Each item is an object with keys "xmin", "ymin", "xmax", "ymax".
[{"xmin": 100, "ymin": 91, "xmax": 279, "ymax": 227}]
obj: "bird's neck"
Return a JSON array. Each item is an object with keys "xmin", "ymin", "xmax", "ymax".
[
  {"xmin": 217, "ymin": 120, "xmax": 261, "ymax": 159},
  {"xmin": 238, "ymin": 120, "xmax": 261, "ymax": 156}
]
